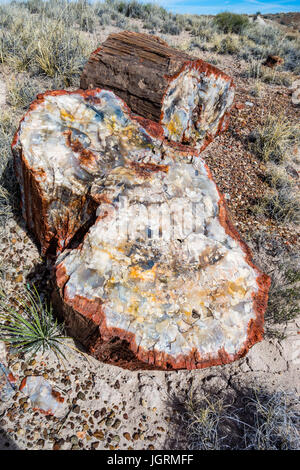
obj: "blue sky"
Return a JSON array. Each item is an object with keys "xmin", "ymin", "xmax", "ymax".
[
  {"xmin": 157, "ymin": 0, "xmax": 300, "ymax": 15},
  {"xmin": 0, "ymin": 0, "xmax": 299, "ymax": 14}
]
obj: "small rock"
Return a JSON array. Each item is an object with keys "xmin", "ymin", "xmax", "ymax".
[
  {"xmin": 93, "ymin": 430, "xmax": 104, "ymax": 440},
  {"xmin": 291, "ymin": 88, "xmax": 300, "ymax": 106},
  {"xmin": 19, "ymin": 376, "xmax": 65, "ymax": 417},
  {"xmin": 111, "ymin": 435, "xmax": 120, "ymax": 444},
  {"xmin": 77, "ymin": 391, "xmax": 85, "ymax": 400},
  {"xmin": 263, "ymin": 55, "xmax": 284, "ymax": 68},
  {"xmin": 70, "ymin": 435, "xmax": 79, "ymax": 445},
  {"xmin": 112, "ymin": 419, "xmax": 121, "ymax": 429},
  {"xmin": 0, "ymin": 363, "xmax": 16, "ymax": 402}
]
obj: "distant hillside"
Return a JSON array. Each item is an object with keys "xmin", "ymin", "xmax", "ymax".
[{"xmin": 264, "ymin": 12, "xmax": 300, "ymax": 32}]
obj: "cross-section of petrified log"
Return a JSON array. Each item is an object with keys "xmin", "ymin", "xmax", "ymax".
[
  {"xmin": 12, "ymin": 88, "xmax": 176, "ymax": 255},
  {"xmin": 53, "ymin": 154, "xmax": 270, "ymax": 370},
  {"xmin": 80, "ymin": 31, "xmax": 235, "ymax": 149}
]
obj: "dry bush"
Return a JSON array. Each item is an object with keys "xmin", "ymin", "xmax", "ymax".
[
  {"xmin": 214, "ymin": 12, "xmax": 250, "ymax": 34},
  {"xmin": 247, "ymin": 230, "xmax": 300, "ymax": 329},
  {"xmin": 0, "ymin": 110, "xmax": 19, "ymax": 226},
  {"xmin": 253, "ymin": 188, "xmax": 300, "ymax": 224},
  {"xmin": 7, "ymin": 75, "xmax": 41, "ymax": 109},
  {"xmin": 250, "ymin": 115, "xmax": 297, "ymax": 163},
  {"xmin": 169, "ymin": 387, "xmax": 300, "ymax": 450},
  {"xmin": 0, "ymin": 3, "xmax": 92, "ymax": 86}
]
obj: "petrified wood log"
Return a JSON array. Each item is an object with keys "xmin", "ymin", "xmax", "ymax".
[
  {"xmin": 80, "ymin": 31, "xmax": 235, "ymax": 149},
  {"xmin": 53, "ymin": 155, "xmax": 270, "ymax": 370},
  {"xmin": 13, "ymin": 88, "xmax": 270, "ymax": 370},
  {"xmin": 12, "ymin": 88, "xmax": 174, "ymax": 255}
]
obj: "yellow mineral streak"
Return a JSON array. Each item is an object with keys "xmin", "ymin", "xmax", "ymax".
[
  {"xmin": 129, "ymin": 264, "xmax": 157, "ymax": 282},
  {"xmin": 166, "ymin": 114, "xmax": 183, "ymax": 139},
  {"xmin": 60, "ymin": 109, "xmax": 75, "ymax": 122}
]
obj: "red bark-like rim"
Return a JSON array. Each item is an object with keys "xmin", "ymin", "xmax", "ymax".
[
  {"xmin": 55, "ymin": 158, "xmax": 270, "ymax": 371},
  {"xmin": 11, "ymin": 88, "xmax": 168, "ymax": 149}
]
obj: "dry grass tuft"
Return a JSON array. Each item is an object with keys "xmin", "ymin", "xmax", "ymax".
[
  {"xmin": 247, "ymin": 230, "xmax": 300, "ymax": 329},
  {"xmin": 173, "ymin": 388, "xmax": 300, "ymax": 450},
  {"xmin": 250, "ymin": 115, "xmax": 298, "ymax": 163}
]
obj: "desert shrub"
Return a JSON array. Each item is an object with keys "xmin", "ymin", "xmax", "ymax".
[
  {"xmin": 22, "ymin": 0, "xmax": 45, "ymax": 14},
  {"xmin": 249, "ymin": 116, "xmax": 299, "ymax": 225},
  {"xmin": 240, "ymin": 24, "xmax": 300, "ymax": 74},
  {"xmin": 7, "ymin": 75, "xmax": 42, "ymax": 109},
  {"xmin": 181, "ymin": 15, "xmax": 217, "ymax": 37},
  {"xmin": 280, "ymin": 39, "xmax": 300, "ymax": 74},
  {"xmin": 32, "ymin": 23, "xmax": 90, "ymax": 85},
  {"xmin": 0, "ymin": 5, "xmax": 92, "ymax": 86},
  {"xmin": 243, "ymin": 391, "xmax": 300, "ymax": 450},
  {"xmin": 246, "ymin": 60, "xmax": 293, "ymax": 86},
  {"xmin": 98, "ymin": 12, "xmax": 113, "ymax": 26},
  {"xmin": 161, "ymin": 20, "xmax": 182, "ymax": 36},
  {"xmin": 112, "ymin": 0, "xmax": 169, "ymax": 22},
  {"xmin": 214, "ymin": 12, "xmax": 249, "ymax": 34},
  {"xmin": 117, "ymin": 0, "xmax": 145, "ymax": 18},
  {"xmin": 143, "ymin": 16, "xmax": 163, "ymax": 31},
  {"xmin": 250, "ymin": 81, "xmax": 263, "ymax": 97},
  {"xmin": 249, "ymin": 115, "xmax": 297, "ymax": 163},
  {"xmin": 173, "ymin": 388, "xmax": 300, "ymax": 450},
  {"xmin": 217, "ymin": 35, "xmax": 240, "ymax": 54},
  {"xmin": 264, "ymin": 164, "xmax": 293, "ymax": 190},
  {"xmin": 0, "ymin": 110, "xmax": 19, "ymax": 225},
  {"xmin": 253, "ymin": 187, "xmax": 300, "ymax": 224},
  {"xmin": 246, "ymin": 24, "xmax": 282, "ymax": 46},
  {"xmin": 262, "ymin": 70, "xmax": 293, "ymax": 87},
  {"xmin": 266, "ymin": 258, "xmax": 300, "ymax": 324},
  {"xmin": 247, "ymin": 230, "xmax": 300, "ymax": 333}
]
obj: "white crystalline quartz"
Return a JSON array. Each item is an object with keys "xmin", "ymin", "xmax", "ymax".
[
  {"xmin": 162, "ymin": 66, "xmax": 235, "ymax": 146},
  {"xmin": 14, "ymin": 89, "xmax": 168, "ymax": 254},
  {"xmin": 59, "ymin": 157, "xmax": 259, "ymax": 358},
  {"xmin": 18, "ymin": 89, "xmax": 159, "ymax": 194}
]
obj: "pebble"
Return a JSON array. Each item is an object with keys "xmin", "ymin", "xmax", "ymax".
[
  {"xmin": 77, "ymin": 391, "xmax": 85, "ymax": 400},
  {"xmin": 70, "ymin": 435, "xmax": 78, "ymax": 445},
  {"xmin": 93, "ymin": 430, "xmax": 104, "ymax": 440},
  {"xmin": 112, "ymin": 419, "xmax": 121, "ymax": 429}
]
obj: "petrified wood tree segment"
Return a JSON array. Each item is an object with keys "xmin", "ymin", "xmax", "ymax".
[
  {"xmin": 13, "ymin": 88, "xmax": 270, "ymax": 370},
  {"xmin": 12, "ymin": 88, "xmax": 172, "ymax": 255},
  {"xmin": 54, "ymin": 155, "xmax": 270, "ymax": 370},
  {"xmin": 80, "ymin": 31, "xmax": 235, "ymax": 149}
]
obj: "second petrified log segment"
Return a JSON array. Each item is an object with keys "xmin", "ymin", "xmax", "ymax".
[{"xmin": 80, "ymin": 31, "xmax": 235, "ymax": 149}]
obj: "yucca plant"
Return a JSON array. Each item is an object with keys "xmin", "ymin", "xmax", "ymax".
[{"xmin": 0, "ymin": 285, "xmax": 67, "ymax": 360}]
